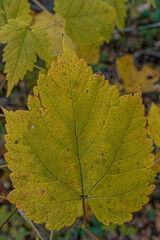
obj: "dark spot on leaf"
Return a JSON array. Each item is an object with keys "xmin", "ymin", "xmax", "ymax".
[
  {"xmin": 147, "ymin": 75, "xmax": 153, "ymax": 80},
  {"xmin": 101, "ymin": 153, "xmax": 104, "ymax": 157},
  {"xmin": 14, "ymin": 140, "xmax": 18, "ymax": 144},
  {"xmin": 86, "ymin": 90, "xmax": 89, "ymax": 93},
  {"xmin": 67, "ymin": 148, "xmax": 70, "ymax": 152}
]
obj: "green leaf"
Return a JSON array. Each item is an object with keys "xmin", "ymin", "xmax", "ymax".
[
  {"xmin": 54, "ymin": 0, "xmax": 116, "ymax": 46},
  {"xmin": 104, "ymin": 0, "xmax": 127, "ymax": 31},
  {"xmin": 4, "ymin": 39, "xmax": 154, "ymax": 231},
  {"xmin": 0, "ymin": 0, "xmax": 31, "ymax": 25},
  {"xmin": 0, "ymin": 19, "xmax": 51, "ymax": 96},
  {"xmin": 148, "ymin": 103, "xmax": 160, "ymax": 147}
]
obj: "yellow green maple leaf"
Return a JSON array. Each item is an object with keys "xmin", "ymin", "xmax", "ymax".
[
  {"xmin": 0, "ymin": 19, "xmax": 51, "ymax": 96},
  {"xmin": 103, "ymin": 0, "xmax": 127, "ymax": 31},
  {"xmin": 0, "ymin": 0, "xmax": 31, "ymax": 25},
  {"xmin": 4, "ymin": 40, "xmax": 154, "ymax": 231},
  {"xmin": 34, "ymin": 12, "xmax": 100, "ymax": 64},
  {"xmin": 148, "ymin": 103, "xmax": 160, "ymax": 147},
  {"xmin": 54, "ymin": 0, "xmax": 116, "ymax": 46},
  {"xmin": 116, "ymin": 54, "xmax": 159, "ymax": 93}
]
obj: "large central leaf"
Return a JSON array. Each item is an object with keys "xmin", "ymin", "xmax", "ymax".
[{"xmin": 4, "ymin": 40, "xmax": 154, "ymax": 231}]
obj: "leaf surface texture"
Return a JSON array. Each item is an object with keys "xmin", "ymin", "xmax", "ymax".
[
  {"xmin": 54, "ymin": 0, "xmax": 116, "ymax": 45},
  {"xmin": 0, "ymin": 0, "xmax": 31, "ymax": 25}
]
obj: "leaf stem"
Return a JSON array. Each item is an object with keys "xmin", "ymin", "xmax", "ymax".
[
  {"xmin": 0, "ymin": 164, "xmax": 8, "ymax": 169},
  {"xmin": 32, "ymin": 0, "xmax": 51, "ymax": 14},
  {"xmin": 82, "ymin": 198, "xmax": 87, "ymax": 227},
  {"xmin": 45, "ymin": 19, "xmax": 64, "ymax": 30},
  {"xmin": 0, "ymin": 208, "xmax": 17, "ymax": 230}
]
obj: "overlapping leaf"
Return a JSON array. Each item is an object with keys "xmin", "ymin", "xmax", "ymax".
[
  {"xmin": 0, "ymin": 19, "xmax": 51, "ymax": 96},
  {"xmin": 0, "ymin": 0, "xmax": 31, "ymax": 25},
  {"xmin": 116, "ymin": 54, "xmax": 159, "ymax": 92},
  {"xmin": 104, "ymin": 0, "xmax": 127, "ymax": 31},
  {"xmin": 54, "ymin": 0, "xmax": 116, "ymax": 45},
  {"xmin": 148, "ymin": 103, "xmax": 160, "ymax": 147},
  {"xmin": 4, "ymin": 40, "xmax": 154, "ymax": 231},
  {"xmin": 34, "ymin": 12, "xmax": 100, "ymax": 64}
]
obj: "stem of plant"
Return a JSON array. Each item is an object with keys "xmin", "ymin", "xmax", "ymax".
[
  {"xmin": 45, "ymin": 19, "xmax": 64, "ymax": 30},
  {"xmin": 0, "ymin": 208, "xmax": 17, "ymax": 230},
  {"xmin": 0, "ymin": 194, "xmax": 7, "ymax": 200},
  {"xmin": 32, "ymin": 0, "xmax": 51, "ymax": 14},
  {"xmin": 34, "ymin": 64, "xmax": 44, "ymax": 71},
  {"xmin": 0, "ymin": 164, "xmax": 8, "ymax": 169},
  {"xmin": 49, "ymin": 230, "xmax": 54, "ymax": 240},
  {"xmin": 82, "ymin": 198, "xmax": 87, "ymax": 227},
  {"xmin": 0, "ymin": 113, "xmax": 5, "ymax": 117}
]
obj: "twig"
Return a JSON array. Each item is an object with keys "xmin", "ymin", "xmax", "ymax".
[
  {"xmin": 34, "ymin": 64, "xmax": 44, "ymax": 71},
  {"xmin": 0, "ymin": 113, "xmax": 5, "ymax": 117},
  {"xmin": 0, "ymin": 164, "xmax": 8, "ymax": 169},
  {"xmin": 0, "ymin": 194, "xmax": 7, "ymax": 200},
  {"xmin": 83, "ymin": 226, "xmax": 102, "ymax": 240},
  {"xmin": 45, "ymin": 19, "xmax": 64, "ymax": 30},
  {"xmin": 32, "ymin": 0, "xmax": 51, "ymax": 14},
  {"xmin": 18, "ymin": 209, "xmax": 45, "ymax": 240},
  {"xmin": 0, "ymin": 77, "xmax": 6, "ymax": 91},
  {"xmin": 49, "ymin": 231, "xmax": 54, "ymax": 240},
  {"xmin": 0, "ymin": 208, "xmax": 17, "ymax": 230},
  {"xmin": 115, "ymin": 22, "xmax": 160, "ymax": 34}
]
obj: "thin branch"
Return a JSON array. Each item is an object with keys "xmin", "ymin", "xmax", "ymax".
[
  {"xmin": 0, "ymin": 113, "xmax": 5, "ymax": 117},
  {"xmin": 0, "ymin": 164, "xmax": 8, "ymax": 169},
  {"xmin": 45, "ymin": 19, "xmax": 64, "ymax": 30},
  {"xmin": 83, "ymin": 226, "xmax": 102, "ymax": 240},
  {"xmin": 49, "ymin": 231, "xmax": 54, "ymax": 240},
  {"xmin": 34, "ymin": 64, "xmax": 44, "ymax": 71},
  {"xmin": 18, "ymin": 209, "xmax": 45, "ymax": 240},
  {"xmin": 32, "ymin": 0, "xmax": 51, "ymax": 14},
  {"xmin": 0, "ymin": 77, "xmax": 6, "ymax": 91},
  {"xmin": 0, "ymin": 208, "xmax": 17, "ymax": 230},
  {"xmin": 115, "ymin": 22, "xmax": 160, "ymax": 34},
  {"xmin": 0, "ymin": 194, "xmax": 7, "ymax": 200},
  {"xmin": 82, "ymin": 198, "xmax": 87, "ymax": 227}
]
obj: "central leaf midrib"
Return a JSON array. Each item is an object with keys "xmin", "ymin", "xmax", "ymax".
[{"xmin": 69, "ymin": 72, "xmax": 84, "ymax": 198}]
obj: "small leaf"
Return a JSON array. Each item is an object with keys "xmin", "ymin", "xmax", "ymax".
[
  {"xmin": 0, "ymin": 0, "xmax": 31, "ymax": 25},
  {"xmin": 116, "ymin": 54, "xmax": 159, "ymax": 92},
  {"xmin": 54, "ymin": 0, "xmax": 116, "ymax": 45},
  {"xmin": 4, "ymin": 39, "xmax": 154, "ymax": 231},
  {"xmin": 148, "ymin": 103, "xmax": 160, "ymax": 147},
  {"xmin": 0, "ymin": 19, "xmax": 51, "ymax": 96}
]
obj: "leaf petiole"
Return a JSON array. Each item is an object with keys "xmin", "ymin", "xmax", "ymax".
[{"xmin": 0, "ymin": 208, "xmax": 17, "ymax": 230}]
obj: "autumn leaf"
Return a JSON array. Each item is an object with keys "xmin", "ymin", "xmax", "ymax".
[
  {"xmin": 0, "ymin": 19, "xmax": 51, "ymax": 96},
  {"xmin": 104, "ymin": 0, "xmax": 127, "ymax": 31},
  {"xmin": 54, "ymin": 0, "xmax": 116, "ymax": 45},
  {"xmin": 4, "ymin": 40, "xmax": 154, "ymax": 231},
  {"xmin": 148, "ymin": 103, "xmax": 160, "ymax": 147},
  {"xmin": 116, "ymin": 54, "xmax": 159, "ymax": 92},
  {"xmin": 0, "ymin": 0, "xmax": 31, "ymax": 25},
  {"xmin": 34, "ymin": 12, "xmax": 100, "ymax": 64}
]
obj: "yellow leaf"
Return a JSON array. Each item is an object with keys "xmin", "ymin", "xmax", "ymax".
[
  {"xmin": 152, "ymin": 150, "xmax": 160, "ymax": 175},
  {"xmin": 4, "ymin": 39, "xmax": 154, "ymax": 231},
  {"xmin": 148, "ymin": 103, "xmax": 160, "ymax": 147},
  {"xmin": 0, "ymin": 19, "xmax": 51, "ymax": 96},
  {"xmin": 104, "ymin": 0, "xmax": 127, "ymax": 31},
  {"xmin": 54, "ymin": 0, "xmax": 116, "ymax": 45},
  {"xmin": 34, "ymin": 12, "xmax": 100, "ymax": 64},
  {"xmin": 116, "ymin": 54, "xmax": 159, "ymax": 92},
  {"xmin": 0, "ymin": 0, "xmax": 31, "ymax": 25}
]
